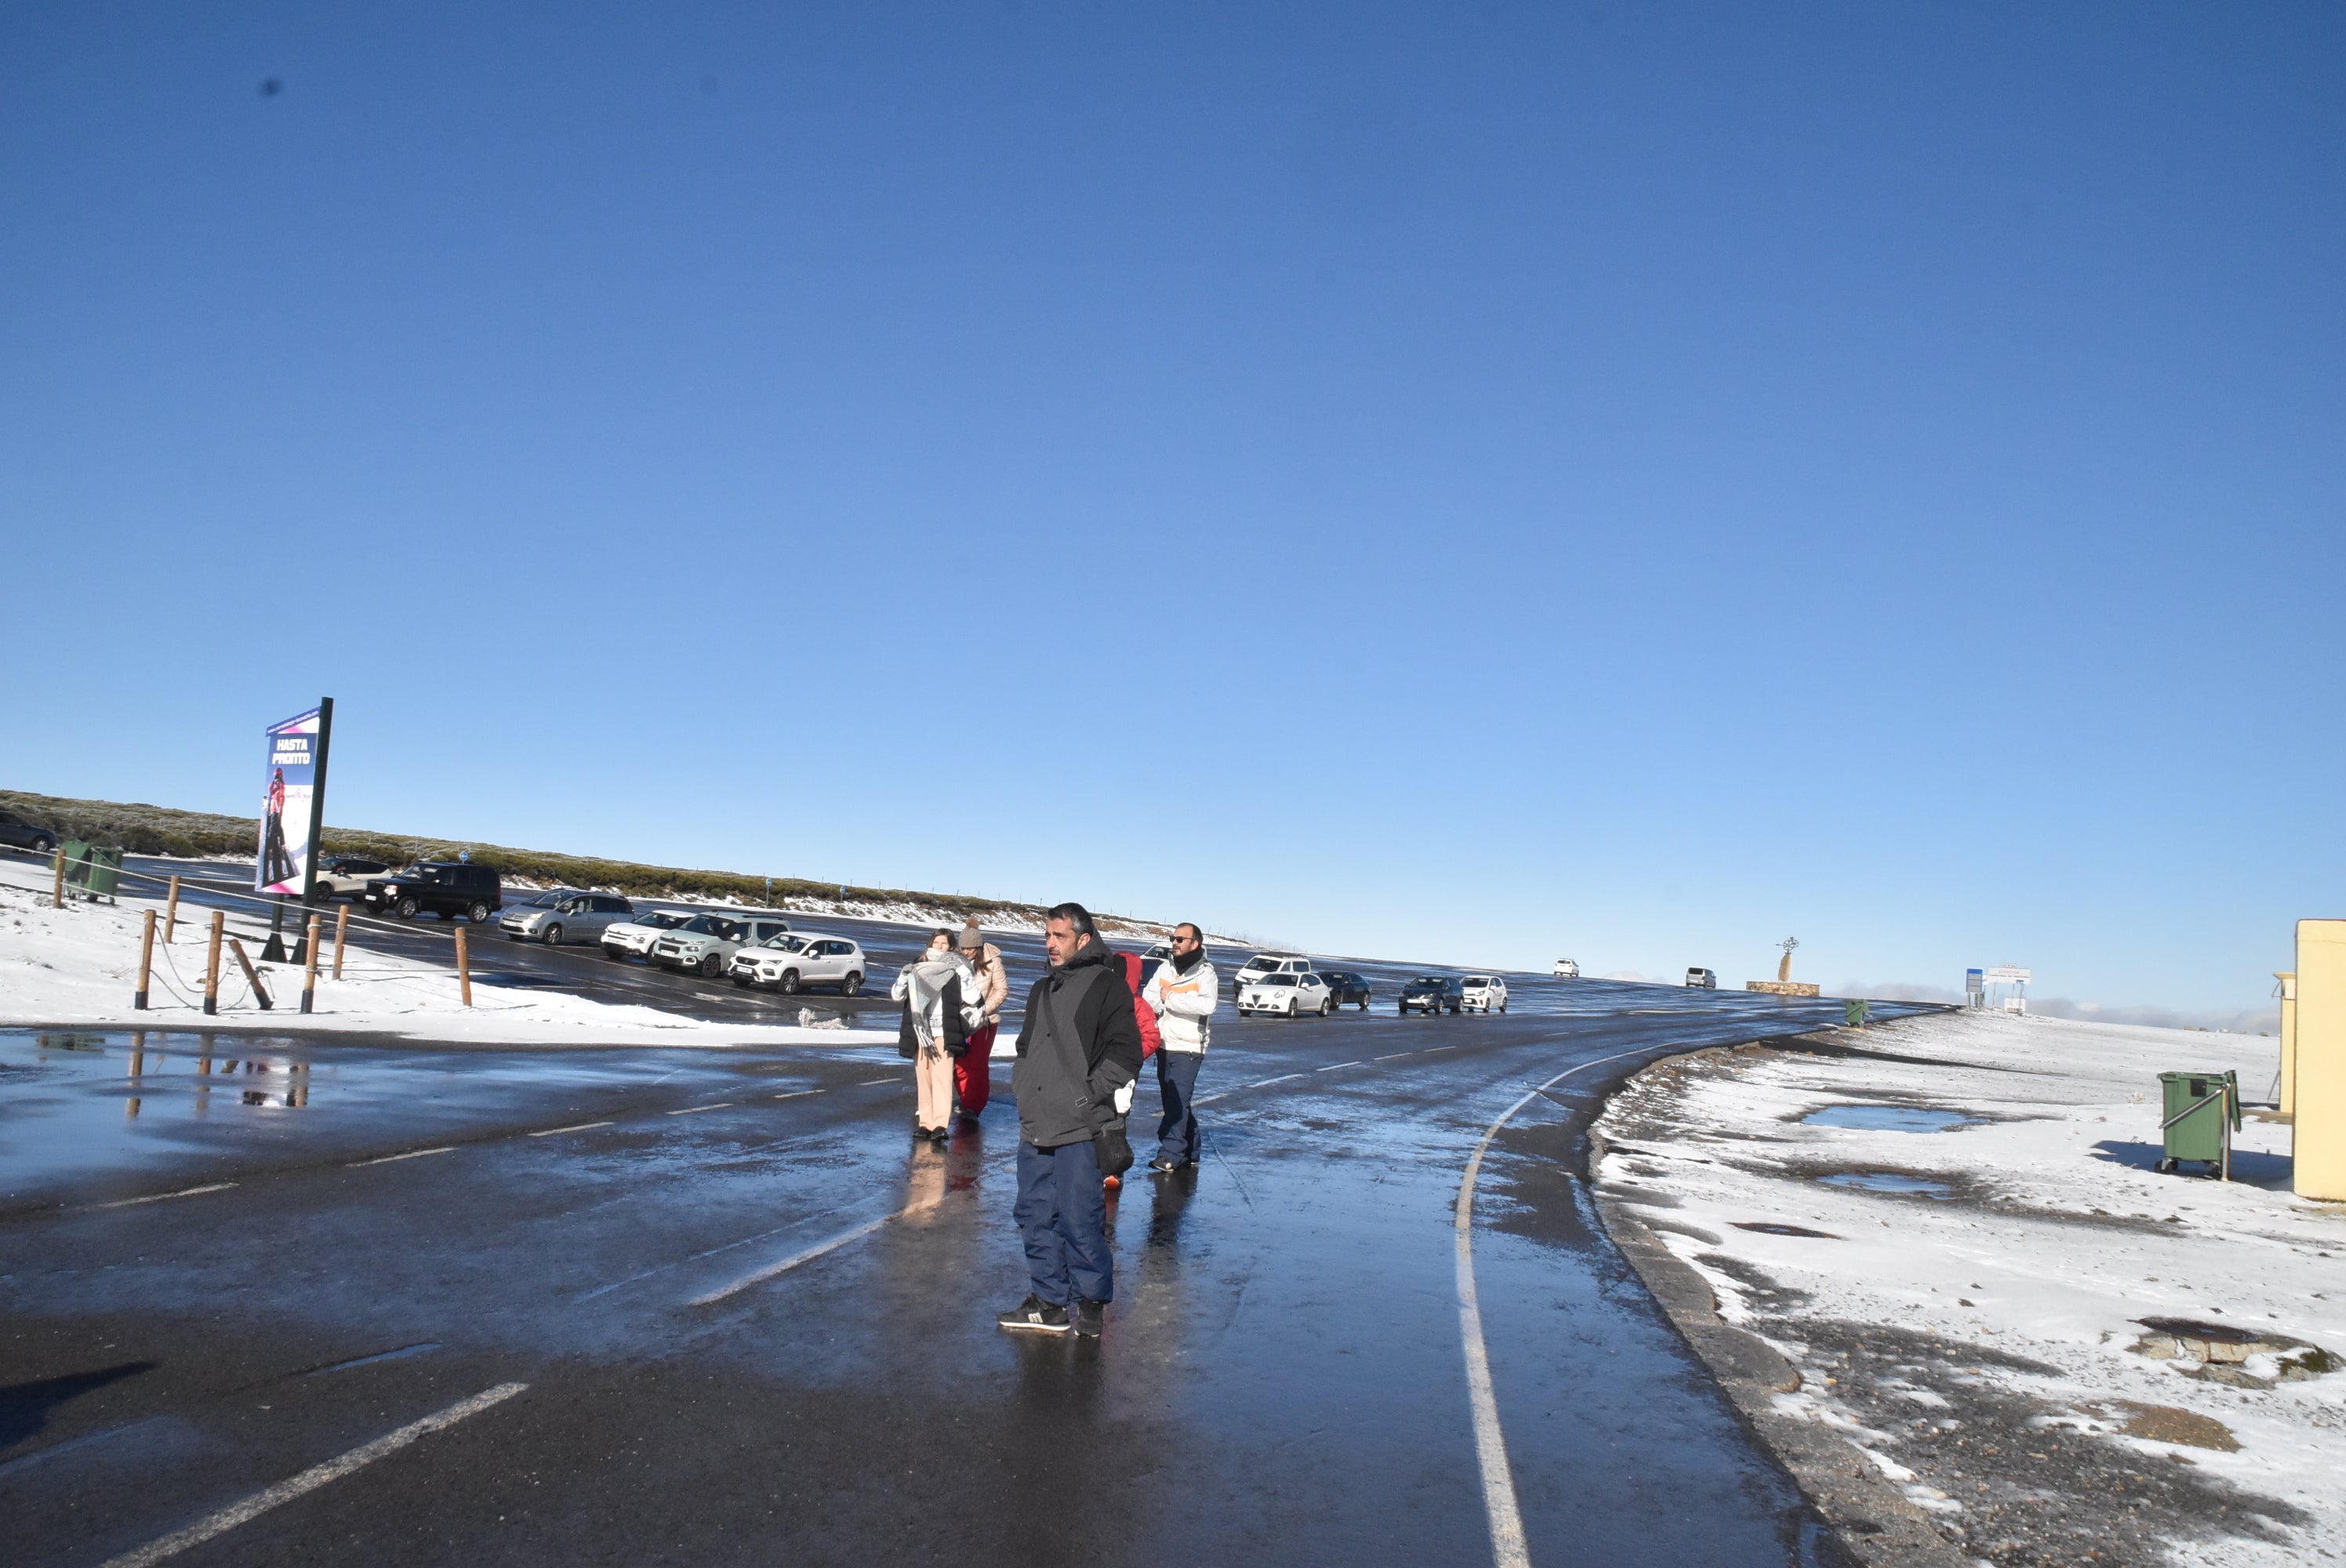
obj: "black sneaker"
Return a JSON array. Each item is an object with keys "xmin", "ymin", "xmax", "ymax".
[
  {"xmin": 1148, "ymin": 1156, "xmax": 1178, "ymax": 1173},
  {"xmin": 1073, "ymin": 1298, "xmax": 1105, "ymax": 1338},
  {"xmin": 997, "ymin": 1295, "xmax": 1071, "ymax": 1334}
]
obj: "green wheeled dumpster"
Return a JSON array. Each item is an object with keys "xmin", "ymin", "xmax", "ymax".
[
  {"xmin": 60, "ymin": 840, "xmax": 124, "ymax": 901},
  {"xmin": 2157, "ymin": 1069, "xmax": 2242, "ymax": 1179}
]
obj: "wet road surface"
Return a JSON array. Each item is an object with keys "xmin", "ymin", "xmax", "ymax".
[{"xmin": 2, "ymin": 981, "xmax": 1928, "ymax": 1566}]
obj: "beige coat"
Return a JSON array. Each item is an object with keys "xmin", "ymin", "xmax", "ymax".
[{"xmin": 966, "ymin": 941, "xmax": 1009, "ymax": 1022}]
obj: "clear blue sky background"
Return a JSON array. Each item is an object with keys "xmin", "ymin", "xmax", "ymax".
[{"xmin": 5, "ymin": 3, "xmax": 2339, "ymax": 1022}]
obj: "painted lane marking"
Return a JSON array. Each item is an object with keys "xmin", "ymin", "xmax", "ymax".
[
  {"xmin": 348, "ymin": 1148, "xmax": 454, "ymax": 1167},
  {"xmin": 576, "ymin": 1204, "xmax": 863, "ymax": 1302},
  {"xmin": 528, "ymin": 1120, "xmax": 614, "ymax": 1137},
  {"xmin": 772, "ymin": 1089, "xmax": 823, "ymax": 1100},
  {"xmin": 94, "ymin": 1381, "xmax": 528, "ymax": 1568},
  {"xmin": 1247, "ymin": 1073, "xmax": 1304, "ymax": 1088},
  {"xmin": 1424, "ymin": 1045, "xmax": 1458, "ymax": 1053},
  {"xmin": 688, "ymin": 1214, "xmax": 895, "ymax": 1305},
  {"xmin": 858, "ymin": 1076, "xmax": 899, "ymax": 1086},
  {"xmin": 1374, "ymin": 1051, "xmax": 1416, "ymax": 1061},
  {"xmin": 97, "ymin": 1182, "xmax": 236, "ymax": 1209},
  {"xmin": 665, "ymin": 1102, "xmax": 733, "ymax": 1116},
  {"xmin": 1454, "ymin": 1044, "xmax": 1673, "ymax": 1568},
  {"xmin": 1316, "ymin": 1061, "xmax": 1364, "ymax": 1073}
]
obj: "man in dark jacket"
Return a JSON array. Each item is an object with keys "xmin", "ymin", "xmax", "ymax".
[{"xmin": 998, "ymin": 902, "xmax": 1144, "ymax": 1339}]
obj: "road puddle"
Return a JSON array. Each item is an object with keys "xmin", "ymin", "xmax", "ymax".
[
  {"xmin": 1803, "ymin": 1104, "xmax": 1973, "ymax": 1133},
  {"xmin": 1817, "ymin": 1171, "xmax": 1956, "ymax": 1198}
]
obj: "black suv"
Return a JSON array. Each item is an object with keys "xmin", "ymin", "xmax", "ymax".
[
  {"xmin": 365, "ymin": 862, "xmax": 503, "ymax": 922},
  {"xmin": 0, "ymin": 810, "xmax": 59, "ymax": 854},
  {"xmin": 1398, "ymin": 976, "xmax": 1463, "ymax": 1016},
  {"xmin": 1319, "ymin": 971, "xmax": 1373, "ymax": 1011}
]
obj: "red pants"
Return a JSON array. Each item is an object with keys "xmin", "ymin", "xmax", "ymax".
[{"xmin": 955, "ymin": 1023, "xmax": 997, "ymax": 1116}]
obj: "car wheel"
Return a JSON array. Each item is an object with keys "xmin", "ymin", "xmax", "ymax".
[
  {"xmin": 540, "ymin": 923, "xmax": 563, "ymax": 946},
  {"xmin": 1319, "ymin": 997, "xmax": 1333, "ymax": 1017},
  {"xmin": 699, "ymin": 953, "xmax": 725, "ymax": 978},
  {"xmin": 467, "ymin": 901, "xmax": 492, "ymax": 924},
  {"xmin": 1360, "ymin": 997, "xmax": 1370, "ymax": 1011},
  {"xmin": 841, "ymin": 971, "xmax": 862, "ymax": 996},
  {"xmin": 1498, "ymin": 1000, "xmax": 1507, "ymax": 1013},
  {"xmin": 32, "ymin": 835, "xmax": 55, "ymax": 854},
  {"xmin": 779, "ymin": 969, "xmax": 801, "ymax": 995},
  {"xmin": 396, "ymin": 896, "xmax": 419, "ymax": 920}
]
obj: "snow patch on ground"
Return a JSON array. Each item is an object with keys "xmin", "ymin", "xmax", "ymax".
[
  {"xmin": 0, "ymin": 869, "xmax": 894, "ymax": 1050},
  {"xmin": 1596, "ymin": 1009, "xmax": 2344, "ymax": 1565}
]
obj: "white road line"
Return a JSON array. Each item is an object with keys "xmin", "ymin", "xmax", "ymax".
[
  {"xmin": 348, "ymin": 1147, "xmax": 455, "ymax": 1167},
  {"xmin": 1424, "ymin": 1045, "xmax": 1457, "ymax": 1053},
  {"xmin": 1247, "ymin": 1073, "xmax": 1304, "ymax": 1088},
  {"xmin": 772, "ymin": 1090, "xmax": 822, "ymax": 1101},
  {"xmin": 94, "ymin": 1381, "xmax": 528, "ymax": 1568},
  {"xmin": 858, "ymin": 1076, "xmax": 899, "ymax": 1086},
  {"xmin": 665, "ymin": 1102, "xmax": 733, "ymax": 1116},
  {"xmin": 1374, "ymin": 1051, "xmax": 1417, "ymax": 1061},
  {"xmin": 528, "ymin": 1120, "xmax": 614, "ymax": 1136},
  {"xmin": 97, "ymin": 1182, "xmax": 236, "ymax": 1209},
  {"xmin": 688, "ymin": 1213, "xmax": 895, "ymax": 1305},
  {"xmin": 1454, "ymin": 1044, "xmax": 1669, "ymax": 1568},
  {"xmin": 1316, "ymin": 1061, "xmax": 1364, "ymax": 1073}
]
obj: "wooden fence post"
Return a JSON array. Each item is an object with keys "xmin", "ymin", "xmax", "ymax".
[
  {"xmin": 52, "ymin": 848, "xmax": 66, "ymax": 909},
  {"xmin": 455, "ymin": 925, "xmax": 473, "ymax": 1007},
  {"xmin": 135, "ymin": 910, "xmax": 157, "ymax": 1010},
  {"xmin": 165, "ymin": 875, "xmax": 183, "ymax": 942},
  {"xmin": 204, "ymin": 911, "xmax": 225, "ymax": 1016},
  {"xmin": 333, "ymin": 902, "xmax": 350, "ymax": 979},
  {"xmin": 301, "ymin": 915, "xmax": 321, "ymax": 1014},
  {"xmin": 228, "ymin": 937, "xmax": 272, "ymax": 1011}
]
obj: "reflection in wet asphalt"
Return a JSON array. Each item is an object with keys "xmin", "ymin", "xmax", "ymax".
[{"xmin": 0, "ymin": 982, "xmax": 1930, "ymax": 1566}]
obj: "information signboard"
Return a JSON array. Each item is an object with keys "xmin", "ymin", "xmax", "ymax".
[{"xmin": 254, "ymin": 702, "xmax": 334, "ymax": 898}]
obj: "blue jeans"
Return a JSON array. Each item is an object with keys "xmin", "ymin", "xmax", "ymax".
[
  {"xmin": 1154, "ymin": 1050, "xmax": 1204, "ymax": 1165},
  {"xmin": 1015, "ymin": 1138, "xmax": 1113, "ymax": 1306}
]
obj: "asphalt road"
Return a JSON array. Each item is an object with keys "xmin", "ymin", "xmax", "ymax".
[{"xmin": 2, "ymin": 978, "xmax": 1931, "ymax": 1568}]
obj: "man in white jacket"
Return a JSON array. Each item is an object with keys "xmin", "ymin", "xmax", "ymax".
[{"xmin": 1142, "ymin": 924, "xmax": 1218, "ymax": 1171}]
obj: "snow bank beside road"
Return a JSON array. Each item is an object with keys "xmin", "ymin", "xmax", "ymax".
[
  {"xmin": 0, "ymin": 873, "xmax": 893, "ymax": 1050},
  {"xmin": 1595, "ymin": 1011, "xmax": 2341, "ymax": 1566}
]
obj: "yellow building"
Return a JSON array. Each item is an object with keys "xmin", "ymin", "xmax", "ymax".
[{"xmin": 2296, "ymin": 922, "xmax": 2346, "ymax": 1202}]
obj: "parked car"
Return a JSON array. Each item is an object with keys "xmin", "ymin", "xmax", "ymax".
[
  {"xmin": 601, "ymin": 907, "xmax": 693, "ymax": 960},
  {"xmin": 1461, "ymin": 975, "xmax": 1509, "ymax": 1013},
  {"xmin": 312, "ymin": 855, "xmax": 394, "ymax": 900},
  {"xmin": 497, "ymin": 888, "xmax": 586, "ymax": 932},
  {"xmin": 1233, "ymin": 952, "xmax": 1312, "ymax": 996},
  {"xmin": 503, "ymin": 892, "xmax": 634, "ymax": 946},
  {"xmin": 652, "ymin": 913, "xmax": 790, "ymax": 978},
  {"xmin": 1238, "ymin": 971, "xmax": 1334, "ymax": 1018},
  {"xmin": 729, "ymin": 931, "xmax": 866, "ymax": 995},
  {"xmin": 1552, "ymin": 957, "xmax": 1579, "ymax": 979},
  {"xmin": 1685, "ymin": 967, "xmax": 1716, "ymax": 989},
  {"xmin": 365, "ymin": 862, "xmax": 503, "ymax": 923},
  {"xmin": 0, "ymin": 810, "xmax": 58, "ymax": 854},
  {"xmin": 1399, "ymin": 976, "xmax": 1464, "ymax": 1015},
  {"xmin": 1318, "ymin": 970, "xmax": 1372, "ymax": 1010}
]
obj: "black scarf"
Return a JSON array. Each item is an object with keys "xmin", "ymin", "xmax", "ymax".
[{"xmin": 1171, "ymin": 946, "xmax": 1203, "ymax": 975}]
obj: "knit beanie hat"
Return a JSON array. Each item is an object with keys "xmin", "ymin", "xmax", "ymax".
[{"xmin": 957, "ymin": 918, "xmax": 983, "ymax": 950}]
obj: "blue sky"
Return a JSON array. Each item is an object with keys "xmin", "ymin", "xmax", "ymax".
[{"xmin": 4, "ymin": 3, "xmax": 2339, "ymax": 1020}]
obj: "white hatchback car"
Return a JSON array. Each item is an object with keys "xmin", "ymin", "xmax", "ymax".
[
  {"xmin": 1461, "ymin": 975, "xmax": 1509, "ymax": 1013},
  {"xmin": 728, "ymin": 931, "xmax": 866, "ymax": 996},
  {"xmin": 1233, "ymin": 952, "xmax": 1311, "ymax": 1000},
  {"xmin": 1552, "ymin": 957, "xmax": 1579, "ymax": 979},
  {"xmin": 1238, "ymin": 971, "xmax": 1334, "ymax": 1018}
]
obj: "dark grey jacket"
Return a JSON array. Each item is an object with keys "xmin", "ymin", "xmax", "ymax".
[{"xmin": 1011, "ymin": 938, "xmax": 1144, "ymax": 1148}]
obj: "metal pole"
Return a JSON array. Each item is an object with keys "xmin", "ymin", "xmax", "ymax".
[
  {"xmin": 263, "ymin": 894, "xmax": 288, "ymax": 964},
  {"xmin": 455, "ymin": 925, "xmax": 473, "ymax": 1007},
  {"xmin": 297, "ymin": 696, "xmax": 333, "ymax": 962},
  {"xmin": 300, "ymin": 915, "xmax": 321, "ymax": 1014},
  {"xmin": 135, "ymin": 910, "xmax": 157, "ymax": 1010},
  {"xmin": 204, "ymin": 911, "xmax": 224, "ymax": 1015},
  {"xmin": 165, "ymin": 875, "xmax": 182, "ymax": 942}
]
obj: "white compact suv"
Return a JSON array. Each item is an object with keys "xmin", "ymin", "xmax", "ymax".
[
  {"xmin": 1552, "ymin": 958, "xmax": 1578, "ymax": 979},
  {"xmin": 651, "ymin": 913, "xmax": 791, "ymax": 978},
  {"xmin": 1233, "ymin": 953, "xmax": 1311, "ymax": 998},
  {"xmin": 601, "ymin": 908, "xmax": 692, "ymax": 960},
  {"xmin": 1461, "ymin": 975, "xmax": 1509, "ymax": 1013},
  {"xmin": 729, "ymin": 931, "xmax": 866, "ymax": 995},
  {"xmin": 1238, "ymin": 970, "xmax": 1334, "ymax": 1018}
]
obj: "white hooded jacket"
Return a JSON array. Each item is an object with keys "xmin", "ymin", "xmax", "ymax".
[{"xmin": 1143, "ymin": 957, "xmax": 1219, "ymax": 1053}]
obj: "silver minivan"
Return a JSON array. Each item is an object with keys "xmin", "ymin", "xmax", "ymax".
[
  {"xmin": 1684, "ymin": 967, "xmax": 1716, "ymax": 989},
  {"xmin": 503, "ymin": 892, "xmax": 635, "ymax": 946}
]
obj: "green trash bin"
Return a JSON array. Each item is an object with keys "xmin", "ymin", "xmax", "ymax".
[
  {"xmin": 60, "ymin": 841, "xmax": 124, "ymax": 901},
  {"xmin": 2157, "ymin": 1069, "xmax": 2242, "ymax": 1178}
]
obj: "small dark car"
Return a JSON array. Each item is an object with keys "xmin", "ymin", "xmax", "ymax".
[
  {"xmin": 1398, "ymin": 976, "xmax": 1463, "ymax": 1016},
  {"xmin": 365, "ymin": 862, "xmax": 503, "ymax": 923},
  {"xmin": 1318, "ymin": 971, "xmax": 1373, "ymax": 1011},
  {"xmin": 0, "ymin": 810, "xmax": 59, "ymax": 854}
]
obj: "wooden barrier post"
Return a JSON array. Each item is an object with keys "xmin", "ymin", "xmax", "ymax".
[
  {"xmin": 333, "ymin": 903, "xmax": 350, "ymax": 979},
  {"xmin": 301, "ymin": 915, "xmax": 321, "ymax": 1014},
  {"xmin": 455, "ymin": 925, "xmax": 474, "ymax": 1007},
  {"xmin": 52, "ymin": 848, "xmax": 66, "ymax": 909},
  {"xmin": 228, "ymin": 937, "xmax": 273, "ymax": 1011},
  {"xmin": 165, "ymin": 875, "xmax": 183, "ymax": 942},
  {"xmin": 204, "ymin": 911, "xmax": 225, "ymax": 1016},
  {"xmin": 135, "ymin": 910, "xmax": 157, "ymax": 1011}
]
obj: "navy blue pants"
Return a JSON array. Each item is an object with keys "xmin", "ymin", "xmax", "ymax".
[
  {"xmin": 1015, "ymin": 1138, "xmax": 1113, "ymax": 1306},
  {"xmin": 1154, "ymin": 1050, "xmax": 1203, "ymax": 1165}
]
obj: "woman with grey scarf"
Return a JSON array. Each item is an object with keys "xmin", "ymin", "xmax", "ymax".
[{"xmin": 891, "ymin": 929, "xmax": 982, "ymax": 1143}]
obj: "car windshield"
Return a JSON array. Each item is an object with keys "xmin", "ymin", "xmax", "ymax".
[
  {"xmin": 761, "ymin": 935, "xmax": 805, "ymax": 952},
  {"xmin": 1464, "ymin": 979, "xmax": 1487, "ymax": 988},
  {"xmin": 1408, "ymin": 978, "xmax": 1443, "ymax": 989},
  {"xmin": 519, "ymin": 891, "xmax": 565, "ymax": 909},
  {"xmin": 677, "ymin": 915, "xmax": 732, "ymax": 935},
  {"xmin": 1256, "ymin": 975, "xmax": 1295, "ymax": 987}
]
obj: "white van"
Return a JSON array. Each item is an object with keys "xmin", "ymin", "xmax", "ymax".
[{"xmin": 1685, "ymin": 967, "xmax": 1716, "ymax": 989}]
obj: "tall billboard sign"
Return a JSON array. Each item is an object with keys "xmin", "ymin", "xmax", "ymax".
[{"xmin": 255, "ymin": 699, "xmax": 335, "ymax": 900}]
